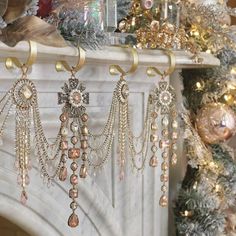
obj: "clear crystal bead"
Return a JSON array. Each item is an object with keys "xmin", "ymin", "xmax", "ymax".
[{"xmin": 162, "ymin": 116, "xmax": 169, "ymax": 126}]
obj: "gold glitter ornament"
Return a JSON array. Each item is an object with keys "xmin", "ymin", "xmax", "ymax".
[
  {"xmin": 196, "ymin": 103, "xmax": 236, "ymax": 144},
  {"xmin": 224, "ymin": 94, "xmax": 234, "ymax": 105}
]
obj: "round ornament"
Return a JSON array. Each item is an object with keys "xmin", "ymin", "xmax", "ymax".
[{"xmin": 196, "ymin": 103, "xmax": 236, "ymax": 144}]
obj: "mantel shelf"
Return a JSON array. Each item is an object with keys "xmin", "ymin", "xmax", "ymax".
[{"xmin": 0, "ymin": 42, "xmax": 220, "ymax": 69}]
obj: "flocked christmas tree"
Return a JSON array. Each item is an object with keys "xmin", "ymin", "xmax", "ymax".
[
  {"xmin": 174, "ymin": 53, "xmax": 236, "ymax": 235},
  {"xmin": 174, "ymin": 1, "xmax": 236, "ymax": 234}
]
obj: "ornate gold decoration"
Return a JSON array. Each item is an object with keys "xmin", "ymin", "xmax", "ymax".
[
  {"xmin": 107, "ymin": 47, "xmax": 140, "ymax": 179},
  {"xmin": 119, "ymin": 0, "xmax": 235, "ymax": 55},
  {"xmin": 12, "ymin": 79, "xmax": 37, "ymax": 110},
  {"xmin": 56, "ymin": 47, "xmax": 89, "ymax": 228},
  {"xmin": 181, "ymin": 0, "xmax": 236, "ymax": 53},
  {"xmin": 0, "ymin": 41, "xmax": 65, "ymax": 205},
  {"xmin": 147, "ymin": 49, "xmax": 178, "ymax": 207},
  {"xmin": 85, "ymin": 47, "xmax": 152, "ymax": 182},
  {"xmin": 136, "ymin": 22, "xmax": 198, "ymax": 54}
]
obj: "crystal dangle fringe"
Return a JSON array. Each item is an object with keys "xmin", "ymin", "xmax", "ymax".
[
  {"xmin": 86, "ymin": 87, "xmax": 117, "ymax": 174},
  {"xmin": 84, "ymin": 49, "xmax": 137, "ymax": 177},
  {"xmin": 84, "ymin": 74, "xmax": 127, "ymax": 178},
  {"xmin": 86, "ymin": 75, "xmax": 151, "ymax": 177},
  {"xmin": 56, "ymin": 48, "xmax": 89, "ymax": 228},
  {"xmin": 147, "ymin": 50, "xmax": 178, "ymax": 207},
  {"xmin": 2, "ymin": 41, "xmax": 65, "ymax": 204},
  {"xmin": 86, "ymin": 47, "xmax": 151, "ymax": 177},
  {"xmin": 127, "ymin": 92, "xmax": 152, "ymax": 174}
]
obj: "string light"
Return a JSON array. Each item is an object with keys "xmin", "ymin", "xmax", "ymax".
[
  {"xmin": 181, "ymin": 210, "xmax": 193, "ymax": 217},
  {"xmin": 215, "ymin": 184, "xmax": 221, "ymax": 193},
  {"xmin": 195, "ymin": 81, "xmax": 205, "ymax": 91},
  {"xmin": 230, "ymin": 67, "xmax": 236, "ymax": 75},
  {"xmin": 223, "ymin": 94, "xmax": 234, "ymax": 105},
  {"xmin": 193, "ymin": 181, "xmax": 198, "ymax": 190}
]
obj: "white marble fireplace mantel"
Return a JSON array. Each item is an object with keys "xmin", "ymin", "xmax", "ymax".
[
  {"xmin": 0, "ymin": 42, "xmax": 220, "ymax": 69},
  {"xmin": 0, "ymin": 42, "xmax": 220, "ymax": 236}
]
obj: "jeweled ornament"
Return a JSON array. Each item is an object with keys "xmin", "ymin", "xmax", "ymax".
[
  {"xmin": 12, "ymin": 79, "xmax": 37, "ymax": 110},
  {"xmin": 108, "ymin": 51, "xmax": 152, "ymax": 179},
  {"xmin": 58, "ymin": 78, "xmax": 89, "ymax": 117},
  {"xmin": 147, "ymin": 50, "xmax": 178, "ymax": 208},
  {"xmin": 0, "ymin": 41, "xmax": 65, "ymax": 205},
  {"xmin": 86, "ymin": 47, "xmax": 151, "ymax": 182},
  {"xmin": 56, "ymin": 47, "xmax": 89, "ymax": 228},
  {"xmin": 154, "ymin": 81, "xmax": 176, "ymax": 114}
]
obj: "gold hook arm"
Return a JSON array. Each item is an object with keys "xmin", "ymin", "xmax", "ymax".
[
  {"xmin": 5, "ymin": 41, "xmax": 37, "ymax": 70},
  {"xmin": 56, "ymin": 47, "xmax": 85, "ymax": 73},
  {"xmin": 109, "ymin": 47, "xmax": 139, "ymax": 76},
  {"xmin": 147, "ymin": 49, "xmax": 176, "ymax": 78}
]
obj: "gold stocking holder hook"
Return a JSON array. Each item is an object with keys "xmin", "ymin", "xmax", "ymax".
[
  {"xmin": 5, "ymin": 41, "xmax": 37, "ymax": 74},
  {"xmin": 109, "ymin": 47, "xmax": 139, "ymax": 77},
  {"xmin": 146, "ymin": 49, "xmax": 176, "ymax": 78},
  {"xmin": 56, "ymin": 47, "xmax": 86, "ymax": 75}
]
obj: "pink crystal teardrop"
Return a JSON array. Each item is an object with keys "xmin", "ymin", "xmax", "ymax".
[
  {"xmin": 14, "ymin": 161, "xmax": 19, "ymax": 170},
  {"xmin": 20, "ymin": 191, "xmax": 28, "ymax": 205},
  {"xmin": 159, "ymin": 195, "xmax": 168, "ymax": 207},
  {"xmin": 25, "ymin": 174, "xmax": 30, "ymax": 185},
  {"xmin": 70, "ymin": 174, "xmax": 78, "ymax": 184},
  {"xmin": 68, "ymin": 213, "xmax": 79, "ymax": 228},
  {"xmin": 149, "ymin": 156, "xmax": 158, "ymax": 167},
  {"xmin": 59, "ymin": 166, "xmax": 67, "ymax": 181},
  {"xmin": 119, "ymin": 171, "xmax": 125, "ymax": 181},
  {"xmin": 17, "ymin": 175, "xmax": 22, "ymax": 185},
  {"xmin": 27, "ymin": 160, "xmax": 32, "ymax": 170}
]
